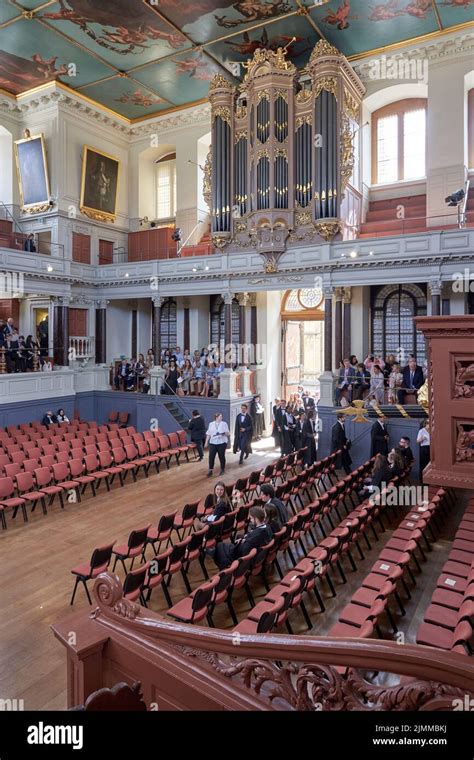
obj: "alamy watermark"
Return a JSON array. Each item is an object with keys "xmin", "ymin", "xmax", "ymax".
[{"xmin": 369, "ymin": 55, "xmax": 428, "ymax": 86}]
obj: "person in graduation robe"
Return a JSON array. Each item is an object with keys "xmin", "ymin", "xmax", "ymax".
[
  {"xmin": 233, "ymin": 403, "xmax": 253, "ymax": 464},
  {"xmin": 331, "ymin": 413, "xmax": 352, "ymax": 474},
  {"xmin": 275, "ymin": 400, "xmax": 295, "ymax": 456},
  {"xmin": 302, "ymin": 410, "xmax": 318, "ymax": 466},
  {"xmin": 250, "ymin": 394, "xmax": 266, "ymax": 440},
  {"xmin": 370, "ymin": 417, "xmax": 389, "ymax": 457}
]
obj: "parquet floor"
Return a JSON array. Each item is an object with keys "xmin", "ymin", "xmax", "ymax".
[{"xmin": 0, "ymin": 439, "xmax": 465, "ymax": 710}]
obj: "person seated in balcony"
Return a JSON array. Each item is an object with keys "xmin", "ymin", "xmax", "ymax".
[
  {"xmin": 16, "ymin": 335, "xmax": 27, "ymax": 373},
  {"xmin": 42, "ymin": 410, "xmax": 57, "ymax": 426},
  {"xmin": 212, "ymin": 506, "xmax": 273, "ymax": 570},
  {"xmin": 24, "ymin": 233, "xmax": 36, "ymax": 252},
  {"xmin": 190, "ymin": 358, "xmax": 203, "ymax": 395},
  {"xmin": 397, "ymin": 357, "xmax": 424, "ymax": 404},
  {"xmin": 387, "ymin": 362, "xmax": 403, "ymax": 403},
  {"xmin": 264, "ymin": 504, "xmax": 281, "ymax": 535},
  {"xmin": 132, "ymin": 354, "xmax": 146, "ymax": 391},
  {"xmin": 180, "ymin": 358, "xmax": 194, "ymax": 395},
  {"xmin": 181, "ymin": 348, "xmax": 191, "ymax": 368},
  {"xmin": 56, "ymin": 408, "xmax": 70, "ymax": 423},
  {"xmin": 6, "ymin": 331, "xmax": 20, "ymax": 373},
  {"xmin": 142, "ymin": 366, "xmax": 151, "ymax": 394},
  {"xmin": 114, "ymin": 358, "xmax": 131, "ymax": 390},
  {"xmin": 161, "ymin": 348, "xmax": 172, "ymax": 368},
  {"xmin": 384, "ymin": 353, "xmax": 397, "ymax": 379},
  {"xmin": 335, "ymin": 357, "xmax": 356, "ymax": 406},
  {"xmin": 200, "ymin": 359, "xmax": 215, "ymax": 397},
  {"xmin": 145, "ymin": 348, "xmax": 154, "ymax": 370},
  {"xmin": 367, "ymin": 364, "xmax": 385, "ymax": 405},
  {"xmin": 172, "ymin": 346, "xmax": 184, "ymax": 365},
  {"xmin": 397, "ymin": 436, "xmax": 414, "ymax": 468},
  {"xmin": 364, "ymin": 354, "xmax": 385, "ymax": 374},
  {"xmin": 164, "ymin": 358, "xmax": 179, "ymax": 395},
  {"xmin": 25, "ymin": 335, "xmax": 38, "ymax": 370},
  {"xmin": 352, "ymin": 363, "xmax": 370, "ymax": 401}
]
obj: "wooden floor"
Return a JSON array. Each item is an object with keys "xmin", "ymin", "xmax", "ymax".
[{"xmin": 0, "ymin": 439, "xmax": 467, "ymax": 710}]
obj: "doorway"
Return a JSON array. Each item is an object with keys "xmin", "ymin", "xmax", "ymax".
[{"xmin": 281, "ymin": 288, "xmax": 324, "ymax": 399}]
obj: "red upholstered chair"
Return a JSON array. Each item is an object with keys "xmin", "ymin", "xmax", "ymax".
[
  {"xmin": 112, "ymin": 526, "xmax": 151, "ymax": 574},
  {"xmin": 51, "ymin": 462, "xmax": 82, "ymax": 503},
  {"xmin": 143, "ymin": 548, "xmax": 173, "ymax": 607},
  {"xmin": 15, "ymin": 472, "xmax": 48, "ymax": 517},
  {"xmin": 168, "ymin": 431, "xmax": 192, "ymax": 462},
  {"xmin": 10, "ymin": 451, "xmax": 25, "ymax": 465},
  {"xmin": 34, "ymin": 467, "xmax": 64, "ymax": 509},
  {"xmin": 68, "ymin": 458, "xmax": 97, "ymax": 496},
  {"xmin": 40, "ymin": 455, "xmax": 56, "ymax": 470},
  {"xmin": 173, "ymin": 501, "xmax": 198, "ymax": 540},
  {"xmin": 0, "ymin": 476, "xmax": 27, "ymax": 525},
  {"xmin": 4, "ymin": 462, "xmax": 23, "ymax": 478},
  {"xmin": 167, "ymin": 575, "xmax": 220, "ymax": 626},
  {"xmin": 70, "ymin": 542, "xmax": 116, "ymax": 604},
  {"xmin": 143, "ymin": 512, "xmax": 177, "ymax": 559},
  {"xmin": 55, "ymin": 451, "xmax": 70, "ymax": 464},
  {"xmin": 123, "ymin": 564, "xmax": 149, "ymax": 607},
  {"xmin": 123, "ymin": 443, "xmax": 149, "ymax": 478},
  {"xmin": 83, "ymin": 454, "xmax": 112, "ymax": 492},
  {"xmin": 111, "ymin": 447, "xmax": 137, "ymax": 482},
  {"xmin": 232, "ymin": 598, "xmax": 283, "ymax": 635},
  {"xmin": 97, "ymin": 450, "xmax": 126, "ymax": 487}
]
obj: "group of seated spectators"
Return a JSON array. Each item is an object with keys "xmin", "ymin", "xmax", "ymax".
[
  {"xmin": 114, "ymin": 350, "xmax": 154, "ymax": 392},
  {"xmin": 160, "ymin": 346, "xmax": 224, "ymax": 397},
  {"xmin": 335, "ymin": 352, "xmax": 426, "ymax": 406},
  {"xmin": 0, "ymin": 317, "xmax": 50, "ymax": 373},
  {"xmin": 41, "ymin": 408, "xmax": 70, "ymax": 426},
  {"xmin": 199, "ymin": 481, "xmax": 289, "ymax": 570},
  {"xmin": 359, "ymin": 437, "xmax": 414, "ymax": 499}
]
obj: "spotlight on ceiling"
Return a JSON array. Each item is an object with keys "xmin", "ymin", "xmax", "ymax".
[
  {"xmin": 369, "ymin": 251, "xmax": 374, "ymax": 256},
  {"xmin": 125, "ymin": 272, "xmax": 129, "ymax": 278},
  {"xmin": 171, "ymin": 228, "xmax": 182, "ymax": 242},
  {"xmin": 350, "ymin": 250, "xmax": 358, "ymax": 258},
  {"xmin": 47, "ymin": 265, "xmax": 53, "ymax": 272}
]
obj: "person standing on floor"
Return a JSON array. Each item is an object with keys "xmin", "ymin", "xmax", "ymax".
[
  {"xmin": 370, "ymin": 415, "xmax": 389, "ymax": 457},
  {"xmin": 250, "ymin": 394, "xmax": 265, "ymax": 440},
  {"xmin": 205, "ymin": 412, "xmax": 230, "ymax": 477},
  {"xmin": 331, "ymin": 412, "xmax": 352, "ymax": 475},
  {"xmin": 416, "ymin": 418, "xmax": 430, "ymax": 482},
  {"xmin": 188, "ymin": 409, "xmax": 206, "ymax": 461},
  {"xmin": 233, "ymin": 403, "xmax": 253, "ymax": 465}
]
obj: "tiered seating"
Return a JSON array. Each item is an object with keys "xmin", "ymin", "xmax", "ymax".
[
  {"xmin": 329, "ymin": 486, "xmax": 451, "ymax": 640},
  {"xmin": 0, "ymin": 419, "xmax": 199, "ymax": 528},
  {"xmin": 416, "ymin": 495, "xmax": 474, "ymax": 655}
]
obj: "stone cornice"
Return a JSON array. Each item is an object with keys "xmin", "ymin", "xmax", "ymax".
[
  {"xmin": 129, "ymin": 104, "xmax": 211, "ymax": 138},
  {"xmin": 354, "ymin": 31, "xmax": 474, "ymax": 80}
]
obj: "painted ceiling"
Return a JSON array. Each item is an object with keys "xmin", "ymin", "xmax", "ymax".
[{"xmin": 0, "ymin": 0, "xmax": 472, "ymax": 121}]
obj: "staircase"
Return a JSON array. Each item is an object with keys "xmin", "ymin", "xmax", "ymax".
[
  {"xmin": 163, "ymin": 400, "xmax": 190, "ymax": 430},
  {"xmin": 180, "ymin": 227, "xmax": 214, "ymax": 257},
  {"xmin": 359, "ymin": 194, "xmax": 427, "ymax": 238}
]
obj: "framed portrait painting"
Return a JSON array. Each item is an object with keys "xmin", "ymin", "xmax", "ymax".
[
  {"xmin": 14, "ymin": 133, "xmax": 51, "ymax": 213},
  {"xmin": 80, "ymin": 145, "xmax": 120, "ymax": 223}
]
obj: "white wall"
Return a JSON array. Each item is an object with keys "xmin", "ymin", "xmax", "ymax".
[
  {"xmin": 257, "ymin": 291, "xmax": 281, "ymax": 428},
  {"xmin": 106, "ymin": 300, "xmax": 132, "ymax": 361}
]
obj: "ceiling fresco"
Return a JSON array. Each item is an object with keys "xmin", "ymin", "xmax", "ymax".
[{"xmin": 0, "ymin": 0, "xmax": 471, "ymax": 120}]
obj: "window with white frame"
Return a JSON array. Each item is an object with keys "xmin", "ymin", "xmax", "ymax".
[
  {"xmin": 372, "ymin": 99, "xmax": 427, "ymax": 185},
  {"xmin": 155, "ymin": 156, "xmax": 177, "ymax": 220}
]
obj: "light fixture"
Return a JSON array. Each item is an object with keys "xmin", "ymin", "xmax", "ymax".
[
  {"xmin": 192, "ymin": 267, "xmax": 197, "ymax": 272},
  {"xmin": 125, "ymin": 272, "xmax": 129, "ymax": 278},
  {"xmin": 445, "ymin": 188, "xmax": 465, "ymax": 207},
  {"xmin": 205, "ymin": 266, "xmax": 209, "ymax": 271},
  {"xmin": 369, "ymin": 251, "xmax": 374, "ymax": 256},
  {"xmin": 350, "ymin": 250, "xmax": 358, "ymax": 258},
  {"xmin": 47, "ymin": 265, "xmax": 53, "ymax": 272}
]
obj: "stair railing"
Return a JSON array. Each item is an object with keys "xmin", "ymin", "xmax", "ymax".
[{"xmin": 155, "ymin": 377, "xmax": 192, "ymax": 430}]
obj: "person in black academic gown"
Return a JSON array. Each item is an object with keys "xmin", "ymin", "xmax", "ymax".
[
  {"xmin": 331, "ymin": 413, "xmax": 352, "ymax": 474},
  {"xmin": 275, "ymin": 400, "xmax": 294, "ymax": 455},
  {"xmin": 370, "ymin": 416, "xmax": 389, "ymax": 457},
  {"xmin": 233, "ymin": 403, "xmax": 253, "ymax": 464},
  {"xmin": 302, "ymin": 410, "xmax": 318, "ymax": 467},
  {"xmin": 272, "ymin": 397, "xmax": 281, "ymax": 449},
  {"xmin": 188, "ymin": 409, "xmax": 206, "ymax": 461}
]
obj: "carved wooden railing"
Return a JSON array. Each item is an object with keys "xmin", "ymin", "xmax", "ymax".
[{"xmin": 51, "ymin": 573, "xmax": 474, "ymax": 712}]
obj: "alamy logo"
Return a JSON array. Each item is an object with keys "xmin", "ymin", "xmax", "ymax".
[
  {"xmin": 27, "ymin": 722, "xmax": 83, "ymax": 750},
  {"xmin": 0, "ymin": 698, "xmax": 24, "ymax": 710}
]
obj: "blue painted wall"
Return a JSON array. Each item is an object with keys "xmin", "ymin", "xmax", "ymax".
[
  {"xmin": 0, "ymin": 396, "xmax": 76, "ymax": 428},
  {"xmin": 318, "ymin": 405, "xmax": 424, "ymax": 479}
]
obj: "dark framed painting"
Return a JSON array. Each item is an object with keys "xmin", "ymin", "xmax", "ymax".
[
  {"xmin": 14, "ymin": 134, "xmax": 51, "ymax": 211},
  {"xmin": 80, "ymin": 145, "xmax": 120, "ymax": 222}
]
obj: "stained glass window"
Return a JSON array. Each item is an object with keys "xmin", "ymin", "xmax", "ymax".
[{"xmin": 372, "ymin": 284, "xmax": 426, "ymax": 363}]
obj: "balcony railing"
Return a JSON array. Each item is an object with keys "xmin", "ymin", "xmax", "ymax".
[{"xmin": 69, "ymin": 336, "xmax": 95, "ymax": 361}]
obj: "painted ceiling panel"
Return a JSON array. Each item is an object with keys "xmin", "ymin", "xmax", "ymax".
[
  {"xmin": 37, "ymin": 0, "xmax": 192, "ymax": 70},
  {"xmin": 77, "ymin": 76, "xmax": 171, "ymax": 118},
  {"xmin": 0, "ymin": 0, "xmax": 470, "ymax": 119}
]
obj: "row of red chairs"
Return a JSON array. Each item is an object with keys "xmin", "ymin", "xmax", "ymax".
[
  {"xmin": 329, "ymin": 485, "xmax": 451, "ymax": 641},
  {"xmin": 232, "ymin": 469, "xmax": 412, "ymax": 636},
  {"xmin": 0, "ymin": 429, "xmax": 199, "ymax": 528},
  {"xmin": 416, "ymin": 495, "xmax": 474, "ymax": 655}
]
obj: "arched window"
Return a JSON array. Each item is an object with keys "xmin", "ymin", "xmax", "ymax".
[
  {"xmin": 372, "ymin": 99, "xmax": 427, "ymax": 184},
  {"xmin": 372, "ymin": 284, "xmax": 427, "ymax": 363},
  {"xmin": 160, "ymin": 298, "xmax": 177, "ymax": 351},
  {"xmin": 281, "ymin": 287, "xmax": 324, "ymax": 317},
  {"xmin": 210, "ymin": 296, "xmax": 240, "ymax": 348}
]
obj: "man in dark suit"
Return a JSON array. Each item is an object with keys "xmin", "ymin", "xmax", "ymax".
[
  {"xmin": 260, "ymin": 484, "xmax": 289, "ymax": 525},
  {"xmin": 398, "ymin": 358, "xmax": 424, "ymax": 404},
  {"xmin": 213, "ymin": 506, "xmax": 273, "ymax": 569},
  {"xmin": 42, "ymin": 410, "xmax": 56, "ymax": 427},
  {"xmin": 114, "ymin": 359, "xmax": 131, "ymax": 390},
  {"xmin": 188, "ymin": 409, "xmax": 206, "ymax": 461},
  {"xmin": 398, "ymin": 436, "xmax": 414, "ymax": 467},
  {"xmin": 293, "ymin": 412, "xmax": 305, "ymax": 451},
  {"xmin": 275, "ymin": 400, "xmax": 295, "ymax": 455},
  {"xmin": 302, "ymin": 410, "xmax": 318, "ymax": 466},
  {"xmin": 331, "ymin": 412, "xmax": 352, "ymax": 474},
  {"xmin": 371, "ymin": 415, "xmax": 389, "ymax": 457},
  {"xmin": 24, "ymin": 234, "xmax": 36, "ymax": 252},
  {"xmin": 335, "ymin": 357, "xmax": 356, "ymax": 405},
  {"xmin": 233, "ymin": 403, "xmax": 253, "ymax": 464}
]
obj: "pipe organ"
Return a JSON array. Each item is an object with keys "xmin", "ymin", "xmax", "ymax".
[{"xmin": 206, "ymin": 40, "xmax": 364, "ymax": 272}]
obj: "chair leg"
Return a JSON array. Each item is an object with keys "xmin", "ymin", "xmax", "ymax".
[
  {"xmin": 181, "ymin": 569, "xmax": 192, "ymax": 594},
  {"xmin": 300, "ymin": 600, "xmax": 312, "ymax": 631},
  {"xmin": 313, "ymin": 583, "xmax": 326, "ymax": 613},
  {"xmin": 285, "ymin": 618, "xmax": 294, "ymax": 635},
  {"xmin": 336, "ymin": 560, "xmax": 347, "ymax": 584},
  {"xmin": 70, "ymin": 577, "xmax": 80, "ymax": 605},
  {"xmin": 394, "ymin": 591, "xmax": 406, "ymax": 616},
  {"xmin": 385, "ymin": 605, "xmax": 398, "ymax": 634},
  {"xmin": 245, "ymin": 582, "xmax": 255, "ymax": 608},
  {"xmin": 227, "ymin": 599, "xmax": 238, "ymax": 626},
  {"xmin": 83, "ymin": 580, "xmax": 92, "ymax": 605},
  {"xmin": 325, "ymin": 572, "xmax": 337, "ymax": 598},
  {"xmin": 161, "ymin": 581, "xmax": 173, "ymax": 608},
  {"xmin": 347, "ymin": 549, "xmax": 357, "ymax": 572}
]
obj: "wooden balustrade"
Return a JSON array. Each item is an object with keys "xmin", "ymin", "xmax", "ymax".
[{"xmin": 51, "ymin": 572, "xmax": 474, "ymax": 711}]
